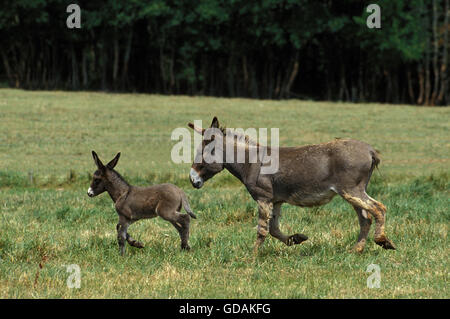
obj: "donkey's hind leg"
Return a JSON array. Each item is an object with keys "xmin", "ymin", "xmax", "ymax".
[
  {"xmin": 158, "ymin": 204, "xmax": 191, "ymax": 250},
  {"xmin": 254, "ymin": 201, "xmax": 272, "ymax": 253},
  {"xmin": 352, "ymin": 206, "xmax": 372, "ymax": 253},
  {"xmin": 269, "ymin": 203, "xmax": 308, "ymax": 246},
  {"xmin": 341, "ymin": 190, "xmax": 396, "ymax": 250},
  {"xmin": 169, "ymin": 213, "xmax": 191, "ymax": 250}
]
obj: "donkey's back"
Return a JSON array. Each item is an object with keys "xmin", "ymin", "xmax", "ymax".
[
  {"xmin": 273, "ymin": 138, "xmax": 380, "ymax": 204},
  {"xmin": 126, "ymin": 183, "xmax": 196, "ymax": 220}
]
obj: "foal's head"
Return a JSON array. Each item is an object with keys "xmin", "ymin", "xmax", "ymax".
[
  {"xmin": 87, "ymin": 151, "xmax": 121, "ymax": 197},
  {"xmin": 188, "ymin": 117, "xmax": 225, "ymax": 189}
]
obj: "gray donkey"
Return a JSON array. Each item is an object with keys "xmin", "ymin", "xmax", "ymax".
[
  {"xmin": 188, "ymin": 117, "xmax": 396, "ymax": 254},
  {"xmin": 87, "ymin": 151, "xmax": 196, "ymax": 255}
]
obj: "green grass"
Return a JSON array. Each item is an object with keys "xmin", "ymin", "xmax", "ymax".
[{"xmin": 0, "ymin": 89, "xmax": 449, "ymax": 298}]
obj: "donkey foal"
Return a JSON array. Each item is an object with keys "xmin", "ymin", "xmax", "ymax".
[{"xmin": 87, "ymin": 151, "xmax": 196, "ymax": 255}]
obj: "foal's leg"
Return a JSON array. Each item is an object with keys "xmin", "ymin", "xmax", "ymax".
[
  {"xmin": 352, "ymin": 206, "xmax": 372, "ymax": 253},
  {"xmin": 158, "ymin": 203, "xmax": 191, "ymax": 250},
  {"xmin": 269, "ymin": 203, "xmax": 308, "ymax": 246},
  {"xmin": 116, "ymin": 215, "xmax": 130, "ymax": 256},
  {"xmin": 169, "ymin": 215, "xmax": 191, "ymax": 250},
  {"xmin": 116, "ymin": 223, "xmax": 144, "ymax": 249},
  {"xmin": 341, "ymin": 190, "xmax": 396, "ymax": 250}
]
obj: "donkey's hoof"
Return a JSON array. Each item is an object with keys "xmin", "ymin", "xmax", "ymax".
[
  {"xmin": 287, "ymin": 233, "xmax": 308, "ymax": 246},
  {"xmin": 181, "ymin": 244, "xmax": 191, "ymax": 251},
  {"xmin": 134, "ymin": 242, "xmax": 144, "ymax": 249},
  {"xmin": 375, "ymin": 238, "xmax": 396, "ymax": 250},
  {"xmin": 353, "ymin": 243, "xmax": 365, "ymax": 253}
]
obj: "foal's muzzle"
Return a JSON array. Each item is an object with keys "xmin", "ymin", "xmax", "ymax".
[
  {"xmin": 189, "ymin": 168, "xmax": 204, "ymax": 189},
  {"xmin": 87, "ymin": 187, "xmax": 95, "ymax": 197}
]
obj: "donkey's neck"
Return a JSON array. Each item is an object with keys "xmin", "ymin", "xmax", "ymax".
[
  {"xmin": 223, "ymin": 142, "xmax": 266, "ymax": 185},
  {"xmin": 224, "ymin": 162, "xmax": 246, "ymax": 184},
  {"xmin": 105, "ymin": 171, "xmax": 130, "ymax": 203}
]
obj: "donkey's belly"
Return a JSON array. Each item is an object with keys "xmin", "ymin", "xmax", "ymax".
[
  {"xmin": 128, "ymin": 206, "xmax": 158, "ymax": 220},
  {"xmin": 286, "ymin": 189, "xmax": 336, "ymax": 207}
]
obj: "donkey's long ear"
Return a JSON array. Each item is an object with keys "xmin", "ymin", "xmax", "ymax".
[
  {"xmin": 106, "ymin": 152, "xmax": 121, "ymax": 169},
  {"xmin": 211, "ymin": 116, "xmax": 219, "ymax": 128},
  {"xmin": 92, "ymin": 151, "xmax": 105, "ymax": 170},
  {"xmin": 188, "ymin": 122, "xmax": 205, "ymax": 135}
]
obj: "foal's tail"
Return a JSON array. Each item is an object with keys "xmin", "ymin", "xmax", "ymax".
[{"xmin": 181, "ymin": 191, "xmax": 197, "ymax": 219}]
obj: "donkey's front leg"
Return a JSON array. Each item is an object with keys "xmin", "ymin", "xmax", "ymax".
[
  {"xmin": 254, "ymin": 200, "xmax": 273, "ymax": 254},
  {"xmin": 116, "ymin": 223, "xmax": 145, "ymax": 249},
  {"xmin": 116, "ymin": 215, "xmax": 130, "ymax": 256},
  {"xmin": 269, "ymin": 203, "xmax": 308, "ymax": 246}
]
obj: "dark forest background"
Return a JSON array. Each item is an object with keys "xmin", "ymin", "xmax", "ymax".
[{"xmin": 0, "ymin": 0, "xmax": 448, "ymax": 105}]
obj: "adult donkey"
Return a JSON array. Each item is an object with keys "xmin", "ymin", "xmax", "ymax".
[{"xmin": 188, "ymin": 117, "xmax": 396, "ymax": 253}]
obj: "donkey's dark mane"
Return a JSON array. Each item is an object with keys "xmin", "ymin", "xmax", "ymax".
[
  {"xmin": 220, "ymin": 126, "xmax": 259, "ymax": 147},
  {"xmin": 111, "ymin": 169, "xmax": 130, "ymax": 186}
]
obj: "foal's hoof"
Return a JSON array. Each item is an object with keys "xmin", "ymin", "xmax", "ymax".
[
  {"xmin": 134, "ymin": 241, "xmax": 144, "ymax": 249},
  {"xmin": 375, "ymin": 238, "xmax": 396, "ymax": 250},
  {"xmin": 128, "ymin": 240, "xmax": 144, "ymax": 248},
  {"xmin": 181, "ymin": 244, "xmax": 191, "ymax": 251},
  {"xmin": 287, "ymin": 233, "xmax": 308, "ymax": 246}
]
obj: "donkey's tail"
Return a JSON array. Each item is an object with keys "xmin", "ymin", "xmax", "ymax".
[
  {"xmin": 371, "ymin": 148, "xmax": 381, "ymax": 169},
  {"xmin": 181, "ymin": 191, "xmax": 197, "ymax": 219},
  {"xmin": 369, "ymin": 148, "xmax": 383, "ymax": 179}
]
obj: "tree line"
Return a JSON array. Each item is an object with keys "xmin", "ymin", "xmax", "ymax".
[{"xmin": 0, "ymin": 0, "xmax": 448, "ymax": 105}]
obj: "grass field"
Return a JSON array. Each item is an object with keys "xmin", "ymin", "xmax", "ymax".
[{"xmin": 0, "ymin": 88, "xmax": 448, "ymax": 298}]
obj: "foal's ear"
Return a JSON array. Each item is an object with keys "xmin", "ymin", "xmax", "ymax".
[
  {"xmin": 211, "ymin": 116, "xmax": 219, "ymax": 128},
  {"xmin": 188, "ymin": 122, "xmax": 205, "ymax": 135},
  {"xmin": 92, "ymin": 151, "xmax": 105, "ymax": 170},
  {"xmin": 107, "ymin": 152, "xmax": 121, "ymax": 169}
]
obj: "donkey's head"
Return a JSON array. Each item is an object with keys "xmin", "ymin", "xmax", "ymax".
[
  {"xmin": 87, "ymin": 151, "xmax": 121, "ymax": 197},
  {"xmin": 188, "ymin": 117, "xmax": 225, "ymax": 189}
]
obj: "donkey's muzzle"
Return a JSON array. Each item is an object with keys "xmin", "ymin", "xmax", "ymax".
[
  {"xmin": 87, "ymin": 187, "xmax": 95, "ymax": 197},
  {"xmin": 192, "ymin": 180, "xmax": 203, "ymax": 189},
  {"xmin": 189, "ymin": 168, "xmax": 204, "ymax": 189}
]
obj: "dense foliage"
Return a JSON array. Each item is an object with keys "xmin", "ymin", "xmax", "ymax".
[{"xmin": 0, "ymin": 0, "xmax": 448, "ymax": 104}]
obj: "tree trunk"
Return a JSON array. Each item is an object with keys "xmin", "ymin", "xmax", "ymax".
[
  {"xmin": 242, "ymin": 55, "xmax": 249, "ymax": 97},
  {"xmin": 338, "ymin": 65, "xmax": 349, "ymax": 102},
  {"xmin": 113, "ymin": 30, "xmax": 120, "ymax": 90},
  {"xmin": 71, "ymin": 43, "xmax": 79, "ymax": 90},
  {"xmin": 358, "ymin": 55, "xmax": 365, "ymax": 102},
  {"xmin": 430, "ymin": 0, "xmax": 440, "ymax": 105},
  {"xmin": 0, "ymin": 49, "xmax": 13, "ymax": 86},
  {"xmin": 169, "ymin": 47, "xmax": 175, "ymax": 93},
  {"xmin": 159, "ymin": 47, "xmax": 167, "ymax": 93},
  {"xmin": 407, "ymin": 69, "xmax": 415, "ymax": 104},
  {"xmin": 227, "ymin": 54, "xmax": 235, "ymax": 97},
  {"xmin": 437, "ymin": 0, "xmax": 449, "ymax": 105},
  {"xmin": 274, "ymin": 71, "xmax": 282, "ymax": 98},
  {"xmin": 424, "ymin": 40, "xmax": 431, "ymax": 105},
  {"xmin": 82, "ymin": 48, "xmax": 88, "ymax": 88},
  {"xmin": 282, "ymin": 51, "xmax": 300, "ymax": 98},
  {"xmin": 417, "ymin": 64, "xmax": 425, "ymax": 104},
  {"xmin": 121, "ymin": 28, "xmax": 133, "ymax": 90},
  {"xmin": 101, "ymin": 37, "xmax": 108, "ymax": 91}
]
